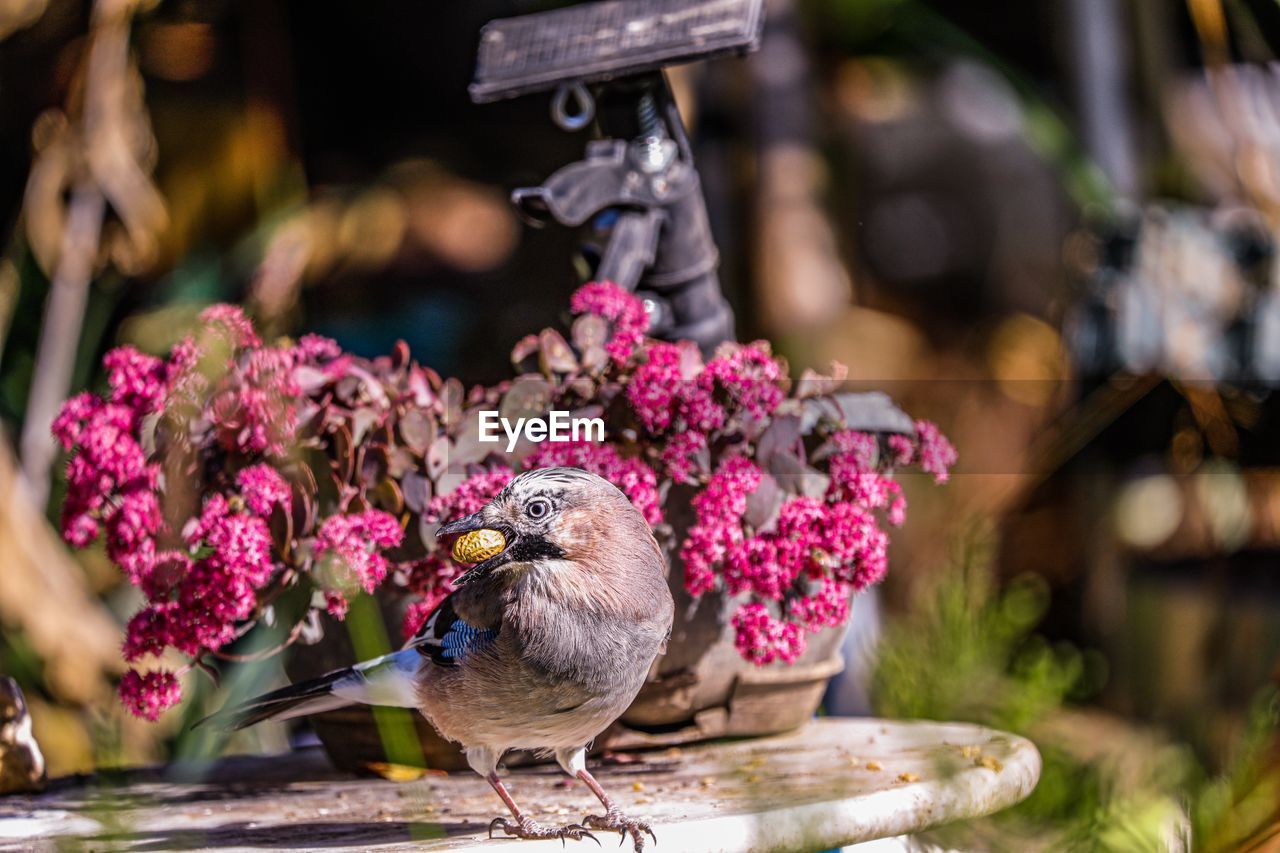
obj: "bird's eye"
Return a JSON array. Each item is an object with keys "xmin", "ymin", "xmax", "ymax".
[{"xmin": 526, "ymin": 498, "xmax": 551, "ymax": 520}]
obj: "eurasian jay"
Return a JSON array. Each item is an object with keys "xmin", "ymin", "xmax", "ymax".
[{"xmin": 210, "ymin": 467, "xmax": 676, "ymax": 849}]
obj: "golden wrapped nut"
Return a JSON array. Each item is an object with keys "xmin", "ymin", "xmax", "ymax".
[{"xmin": 451, "ymin": 528, "xmax": 506, "ymax": 564}]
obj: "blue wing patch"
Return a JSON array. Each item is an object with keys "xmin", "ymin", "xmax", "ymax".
[
  {"xmin": 441, "ymin": 621, "xmax": 496, "ymax": 660},
  {"xmin": 412, "ymin": 594, "xmax": 496, "ymax": 667}
]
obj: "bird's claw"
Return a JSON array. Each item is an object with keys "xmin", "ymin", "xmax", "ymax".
[
  {"xmin": 488, "ymin": 815, "xmax": 598, "ymax": 845},
  {"xmin": 583, "ymin": 810, "xmax": 656, "ymax": 852}
]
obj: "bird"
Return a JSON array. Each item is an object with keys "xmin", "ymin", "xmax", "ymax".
[{"xmin": 205, "ymin": 466, "xmax": 676, "ymax": 850}]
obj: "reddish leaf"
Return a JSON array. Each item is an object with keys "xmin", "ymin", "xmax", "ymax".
[
  {"xmin": 293, "ymin": 365, "xmax": 331, "ymax": 394},
  {"xmin": 442, "ymin": 378, "xmax": 464, "ymax": 427},
  {"xmin": 511, "ymin": 334, "xmax": 540, "ymax": 368},
  {"xmin": 756, "ymin": 414, "xmax": 802, "ymax": 469},
  {"xmin": 391, "ymin": 339, "xmax": 410, "ymax": 369},
  {"xmin": 370, "ymin": 477, "xmax": 404, "ymax": 515},
  {"xmin": 401, "ymin": 471, "xmax": 432, "ymax": 514},
  {"xmin": 539, "ymin": 328, "xmax": 578, "ymax": 375},
  {"xmin": 426, "ymin": 436, "xmax": 450, "ymax": 481},
  {"xmin": 571, "ymin": 314, "xmax": 608, "ymax": 349},
  {"xmin": 794, "ymin": 362, "xmax": 848, "ymax": 399},
  {"xmin": 744, "ymin": 471, "xmax": 782, "ymax": 532},
  {"xmin": 400, "ymin": 409, "xmax": 436, "ymax": 453},
  {"xmin": 500, "ymin": 375, "xmax": 551, "ymax": 423},
  {"xmin": 351, "ymin": 408, "xmax": 379, "ymax": 446}
]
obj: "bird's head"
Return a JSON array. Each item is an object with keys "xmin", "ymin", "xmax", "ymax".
[{"xmin": 436, "ymin": 467, "xmax": 663, "ymax": 587}]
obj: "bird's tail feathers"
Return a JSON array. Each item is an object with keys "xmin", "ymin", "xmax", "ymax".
[{"xmin": 198, "ymin": 648, "xmax": 421, "ymax": 731}]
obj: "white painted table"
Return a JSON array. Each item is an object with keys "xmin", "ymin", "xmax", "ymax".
[{"xmin": 0, "ymin": 719, "xmax": 1039, "ymax": 852}]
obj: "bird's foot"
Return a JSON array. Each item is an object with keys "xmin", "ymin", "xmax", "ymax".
[
  {"xmin": 583, "ymin": 809, "xmax": 657, "ymax": 851},
  {"xmin": 488, "ymin": 815, "xmax": 599, "ymax": 846}
]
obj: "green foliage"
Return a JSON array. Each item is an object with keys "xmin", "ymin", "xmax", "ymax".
[
  {"xmin": 871, "ymin": 529, "xmax": 1082, "ymax": 734},
  {"xmin": 1187, "ymin": 687, "xmax": 1280, "ymax": 853},
  {"xmin": 872, "ymin": 525, "xmax": 1280, "ymax": 849},
  {"xmin": 871, "ymin": 525, "xmax": 1178, "ymax": 848}
]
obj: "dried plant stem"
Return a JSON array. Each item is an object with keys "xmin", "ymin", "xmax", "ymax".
[
  {"xmin": 19, "ymin": 183, "xmax": 106, "ymax": 507},
  {"xmin": 209, "ymin": 617, "xmax": 309, "ymax": 664}
]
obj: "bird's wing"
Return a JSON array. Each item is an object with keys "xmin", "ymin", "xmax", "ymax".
[{"xmin": 408, "ymin": 593, "xmax": 497, "ymax": 667}]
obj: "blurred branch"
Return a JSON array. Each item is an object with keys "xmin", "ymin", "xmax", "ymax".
[
  {"xmin": 18, "ymin": 0, "xmax": 166, "ymax": 507},
  {"xmin": 19, "ymin": 182, "xmax": 104, "ymax": 507}
]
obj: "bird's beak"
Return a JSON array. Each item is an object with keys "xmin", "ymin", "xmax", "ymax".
[
  {"xmin": 436, "ymin": 511, "xmax": 486, "ymax": 537},
  {"xmin": 437, "ymin": 511, "xmax": 517, "ymax": 586}
]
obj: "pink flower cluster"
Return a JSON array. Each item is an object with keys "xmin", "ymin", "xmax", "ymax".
[
  {"xmin": 704, "ymin": 341, "xmax": 786, "ymax": 421},
  {"xmin": 314, "ymin": 509, "xmax": 405, "ymax": 616},
  {"xmin": 680, "ymin": 456, "xmax": 761, "ymax": 596},
  {"xmin": 681, "ymin": 421, "xmax": 952, "ymax": 667},
  {"xmin": 237, "ymin": 464, "xmax": 292, "ymax": 518},
  {"xmin": 424, "ymin": 465, "xmax": 515, "ymax": 523},
  {"xmin": 118, "ymin": 669, "xmax": 182, "ymax": 722},
  {"xmin": 121, "ymin": 493, "xmax": 276, "ymax": 662},
  {"xmin": 626, "ymin": 340, "xmax": 786, "ymax": 435},
  {"xmin": 911, "ymin": 420, "xmax": 958, "ymax": 483},
  {"xmin": 732, "ymin": 603, "xmax": 805, "ymax": 665},
  {"xmin": 827, "ymin": 429, "xmax": 907, "ymax": 526},
  {"xmin": 570, "ymin": 281, "xmax": 650, "ymax": 362},
  {"xmin": 54, "ymin": 305, "xmax": 359, "ymax": 719},
  {"xmin": 626, "ymin": 342, "xmax": 726, "ymax": 436}
]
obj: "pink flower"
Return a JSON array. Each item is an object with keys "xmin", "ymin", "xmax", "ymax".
[
  {"xmin": 689, "ymin": 456, "xmax": 761, "ymax": 526},
  {"xmin": 237, "ymin": 464, "xmax": 292, "ymax": 517},
  {"xmin": 914, "ymin": 419, "xmax": 957, "ymax": 483},
  {"xmin": 208, "ymin": 347, "xmax": 300, "ymax": 457},
  {"xmin": 119, "ymin": 669, "xmax": 182, "ymax": 721},
  {"xmin": 790, "ymin": 577, "xmax": 850, "ymax": 632},
  {"xmin": 401, "ymin": 592, "xmax": 448, "ymax": 641},
  {"xmin": 569, "ymin": 281, "xmax": 649, "ymax": 362},
  {"xmin": 123, "ymin": 603, "xmax": 175, "ymax": 662},
  {"xmin": 105, "ymin": 488, "xmax": 163, "ymax": 584},
  {"xmin": 887, "ymin": 487, "xmax": 907, "ymax": 527},
  {"xmin": 626, "ymin": 341, "xmax": 727, "ymax": 437},
  {"xmin": 821, "ymin": 501, "xmax": 888, "ymax": 590},
  {"xmin": 627, "ymin": 343, "xmax": 681, "ymax": 432},
  {"xmin": 732, "ymin": 603, "xmax": 806, "ymax": 665},
  {"xmin": 660, "ymin": 431, "xmax": 707, "ymax": 485},
  {"xmin": 324, "ymin": 591, "xmax": 349, "ymax": 620},
  {"xmin": 831, "ymin": 430, "xmax": 878, "ymax": 468},
  {"xmin": 426, "ymin": 465, "xmax": 514, "ymax": 523},
  {"xmin": 315, "ymin": 509, "xmax": 405, "ymax": 593},
  {"xmin": 886, "ymin": 433, "xmax": 914, "ymax": 467},
  {"xmin": 103, "ymin": 346, "xmax": 167, "ymax": 415},
  {"xmin": 524, "ymin": 441, "xmax": 662, "ymax": 526},
  {"xmin": 680, "ymin": 457, "xmax": 761, "ymax": 595},
  {"xmin": 77, "ymin": 403, "xmax": 148, "ymax": 483},
  {"xmin": 296, "ymin": 334, "xmax": 342, "ymax": 362},
  {"xmin": 199, "ymin": 304, "xmax": 261, "ymax": 349},
  {"xmin": 705, "ymin": 341, "xmax": 785, "ymax": 421},
  {"xmin": 136, "ymin": 495, "xmax": 281, "ymax": 656},
  {"xmin": 723, "ymin": 536, "xmax": 796, "ymax": 600},
  {"xmin": 677, "ymin": 378, "xmax": 727, "ymax": 433},
  {"xmin": 62, "ymin": 511, "xmax": 100, "ymax": 548},
  {"xmin": 51, "ymin": 392, "xmax": 101, "ymax": 450}
]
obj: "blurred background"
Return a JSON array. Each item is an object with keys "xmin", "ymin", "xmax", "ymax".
[{"xmin": 2, "ymin": 0, "xmax": 1280, "ymax": 848}]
